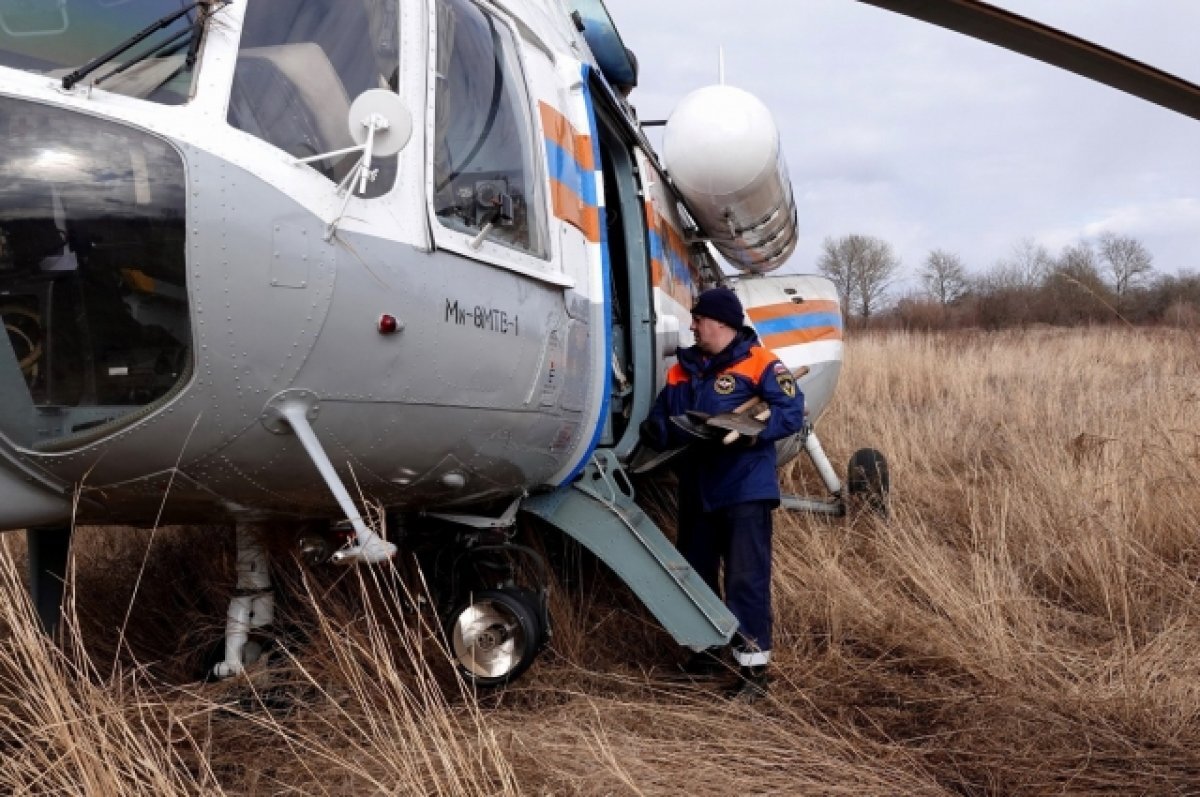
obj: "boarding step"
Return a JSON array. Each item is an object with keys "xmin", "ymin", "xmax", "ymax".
[{"xmin": 523, "ymin": 450, "xmax": 736, "ymax": 651}]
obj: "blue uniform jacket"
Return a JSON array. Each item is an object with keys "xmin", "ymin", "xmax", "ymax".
[{"xmin": 645, "ymin": 328, "xmax": 806, "ymax": 511}]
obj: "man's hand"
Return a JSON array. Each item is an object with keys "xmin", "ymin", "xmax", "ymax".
[
  {"xmin": 725, "ymin": 406, "xmax": 768, "ymax": 446},
  {"xmin": 704, "ymin": 399, "xmax": 770, "ymax": 441}
]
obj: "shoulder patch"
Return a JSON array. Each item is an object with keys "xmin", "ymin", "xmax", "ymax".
[{"xmin": 776, "ymin": 368, "xmax": 797, "ymax": 398}]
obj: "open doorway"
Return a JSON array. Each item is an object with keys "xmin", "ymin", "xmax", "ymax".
[{"xmin": 591, "ymin": 93, "xmax": 653, "ymax": 461}]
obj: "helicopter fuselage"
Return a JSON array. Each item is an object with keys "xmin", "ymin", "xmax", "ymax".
[{"xmin": 0, "ymin": 0, "xmax": 843, "ymax": 532}]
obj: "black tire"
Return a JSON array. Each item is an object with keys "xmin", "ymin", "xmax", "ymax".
[
  {"xmin": 446, "ymin": 588, "xmax": 544, "ymax": 687},
  {"xmin": 847, "ymin": 448, "xmax": 890, "ymax": 517}
]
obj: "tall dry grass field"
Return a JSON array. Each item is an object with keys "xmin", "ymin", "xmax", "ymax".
[{"xmin": 1, "ymin": 326, "xmax": 1198, "ymax": 795}]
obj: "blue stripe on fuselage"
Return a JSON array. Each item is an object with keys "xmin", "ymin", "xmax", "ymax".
[
  {"xmin": 754, "ymin": 312, "xmax": 843, "ymax": 336},
  {"xmin": 545, "ymin": 140, "xmax": 598, "ymax": 206}
]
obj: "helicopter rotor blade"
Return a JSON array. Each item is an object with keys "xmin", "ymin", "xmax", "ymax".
[{"xmin": 856, "ymin": 0, "xmax": 1200, "ymax": 123}]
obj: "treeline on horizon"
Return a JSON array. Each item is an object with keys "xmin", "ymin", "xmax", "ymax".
[{"xmin": 814, "ymin": 232, "xmax": 1200, "ymax": 330}]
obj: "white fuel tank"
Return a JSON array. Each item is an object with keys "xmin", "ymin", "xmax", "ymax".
[{"xmin": 662, "ymin": 85, "xmax": 798, "ymax": 273}]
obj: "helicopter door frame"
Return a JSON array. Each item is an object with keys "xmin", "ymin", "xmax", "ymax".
[{"xmin": 587, "ymin": 83, "xmax": 654, "ymax": 462}]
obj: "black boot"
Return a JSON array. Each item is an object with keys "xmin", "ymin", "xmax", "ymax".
[
  {"xmin": 725, "ymin": 665, "xmax": 769, "ymax": 702},
  {"xmin": 680, "ymin": 646, "xmax": 729, "ymax": 678}
]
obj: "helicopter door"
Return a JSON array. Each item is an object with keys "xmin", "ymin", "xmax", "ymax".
[{"xmin": 589, "ymin": 94, "xmax": 653, "ymax": 460}]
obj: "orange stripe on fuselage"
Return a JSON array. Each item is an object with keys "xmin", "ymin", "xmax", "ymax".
[
  {"xmin": 759, "ymin": 326, "xmax": 842, "ymax": 349},
  {"xmin": 540, "ymin": 102, "xmax": 599, "ymax": 241},
  {"xmin": 747, "ymin": 299, "xmax": 841, "ymax": 321},
  {"xmin": 538, "ymin": 102, "xmax": 595, "ymax": 171},
  {"xmin": 646, "ymin": 201, "xmax": 701, "ymax": 309},
  {"xmin": 548, "ymin": 178, "xmax": 600, "ymax": 242}
]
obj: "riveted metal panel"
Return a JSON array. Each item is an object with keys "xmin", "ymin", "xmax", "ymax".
[
  {"xmin": 269, "ymin": 223, "xmax": 312, "ymax": 289},
  {"xmin": 559, "ymin": 318, "xmax": 589, "ymax": 412}
]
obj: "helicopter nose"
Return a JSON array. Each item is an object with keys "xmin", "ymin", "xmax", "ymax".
[{"xmin": 0, "ymin": 96, "xmax": 191, "ymax": 453}]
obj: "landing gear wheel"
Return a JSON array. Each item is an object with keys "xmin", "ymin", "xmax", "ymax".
[
  {"xmin": 447, "ymin": 588, "xmax": 543, "ymax": 687},
  {"xmin": 848, "ymin": 448, "xmax": 890, "ymax": 518}
]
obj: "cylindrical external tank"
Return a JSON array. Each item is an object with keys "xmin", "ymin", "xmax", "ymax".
[{"xmin": 662, "ymin": 85, "xmax": 798, "ymax": 273}]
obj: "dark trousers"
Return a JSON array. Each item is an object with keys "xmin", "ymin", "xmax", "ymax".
[{"xmin": 677, "ymin": 498, "xmax": 774, "ymax": 655}]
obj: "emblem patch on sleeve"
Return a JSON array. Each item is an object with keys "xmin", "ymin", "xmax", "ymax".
[
  {"xmin": 714, "ymin": 374, "xmax": 736, "ymax": 395},
  {"xmin": 776, "ymin": 370, "xmax": 797, "ymax": 398}
]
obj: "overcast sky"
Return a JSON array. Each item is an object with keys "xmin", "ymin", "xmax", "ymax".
[{"xmin": 603, "ymin": 0, "xmax": 1200, "ymax": 292}]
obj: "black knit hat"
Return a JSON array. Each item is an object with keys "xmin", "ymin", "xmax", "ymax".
[{"xmin": 691, "ymin": 287, "xmax": 745, "ymax": 330}]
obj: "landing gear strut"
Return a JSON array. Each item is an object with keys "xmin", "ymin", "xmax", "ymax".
[
  {"xmin": 26, "ymin": 523, "xmax": 72, "ymax": 636},
  {"xmin": 211, "ymin": 524, "xmax": 274, "ymax": 679},
  {"xmin": 779, "ymin": 429, "xmax": 890, "ymax": 518}
]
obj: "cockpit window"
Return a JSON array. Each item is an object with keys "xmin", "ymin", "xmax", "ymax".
[
  {"xmin": 0, "ymin": 96, "xmax": 190, "ymax": 451},
  {"xmin": 433, "ymin": 0, "xmax": 546, "ymax": 257},
  {"xmin": 0, "ymin": 0, "xmax": 213, "ymax": 104},
  {"xmin": 228, "ymin": 0, "xmax": 400, "ymax": 197}
]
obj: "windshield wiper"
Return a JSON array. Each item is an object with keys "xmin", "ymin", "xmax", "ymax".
[
  {"xmin": 61, "ymin": 1, "xmax": 211, "ymax": 91},
  {"xmin": 92, "ymin": 26, "xmax": 192, "ymax": 88}
]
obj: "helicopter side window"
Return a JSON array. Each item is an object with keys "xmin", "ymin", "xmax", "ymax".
[
  {"xmin": 227, "ymin": 0, "xmax": 400, "ymax": 197},
  {"xmin": 432, "ymin": 0, "xmax": 546, "ymax": 257}
]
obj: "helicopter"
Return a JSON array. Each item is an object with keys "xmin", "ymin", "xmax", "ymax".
[
  {"xmin": 0, "ymin": 0, "xmax": 864, "ymax": 684},
  {"xmin": 0, "ymin": 0, "xmax": 1188, "ymax": 687}
]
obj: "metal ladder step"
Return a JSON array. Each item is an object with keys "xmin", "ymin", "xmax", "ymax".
[{"xmin": 523, "ymin": 452, "xmax": 736, "ymax": 651}]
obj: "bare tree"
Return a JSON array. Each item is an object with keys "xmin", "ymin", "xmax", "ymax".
[
  {"xmin": 817, "ymin": 235, "xmax": 866, "ymax": 318},
  {"xmin": 818, "ymin": 234, "xmax": 899, "ymax": 319},
  {"xmin": 854, "ymin": 238, "xmax": 900, "ymax": 319},
  {"xmin": 1054, "ymin": 242, "xmax": 1109, "ymax": 296},
  {"xmin": 1098, "ymin": 232, "xmax": 1153, "ymax": 308},
  {"xmin": 1045, "ymin": 241, "xmax": 1115, "ymax": 323},
  {"xmin": 921, "ymin": 249, "xmax": 968, "ymax": 306},
  {"xmin": 1056, "ymin": 241, "xmax": 1100, "ymax": 275},
  {"xmin": 988, "ymin": 238, "xmax": 1052, "ymax": 289},
  {"xmin": 1010, "ymin": 237, "xmax": 1053, "ymax": 286}
]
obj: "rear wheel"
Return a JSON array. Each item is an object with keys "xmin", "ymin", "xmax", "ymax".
[
  {"xmin": 447, "ymin": 588, "xmax": 544, "ymax": 687},
  {"xmin": 847, "ymin": 448, "xmax": 890, "ymax": 517}
]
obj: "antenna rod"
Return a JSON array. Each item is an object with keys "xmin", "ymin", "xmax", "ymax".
[{"xmin": 718, "ymin": 46, "xmax": 726, "ymax": 85}]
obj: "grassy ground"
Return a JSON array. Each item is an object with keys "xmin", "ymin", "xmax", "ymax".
[{"xmin": 2, "ymin": 326, "xmax": 1198, "ymax": 795}]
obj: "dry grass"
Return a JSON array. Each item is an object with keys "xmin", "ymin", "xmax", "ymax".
[{"xmin": 2, "ymin": 326, "xmax": 1199, "ymax": 795}]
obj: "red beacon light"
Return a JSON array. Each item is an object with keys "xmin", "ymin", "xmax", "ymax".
[{"xmin": 377, "ymin": 314, "xmax": 400, "ymax": 335}]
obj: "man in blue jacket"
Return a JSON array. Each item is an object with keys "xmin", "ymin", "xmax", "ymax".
[{"xmin": 640, "ymin": 286, "xmax": 806, "ymax": 700}]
